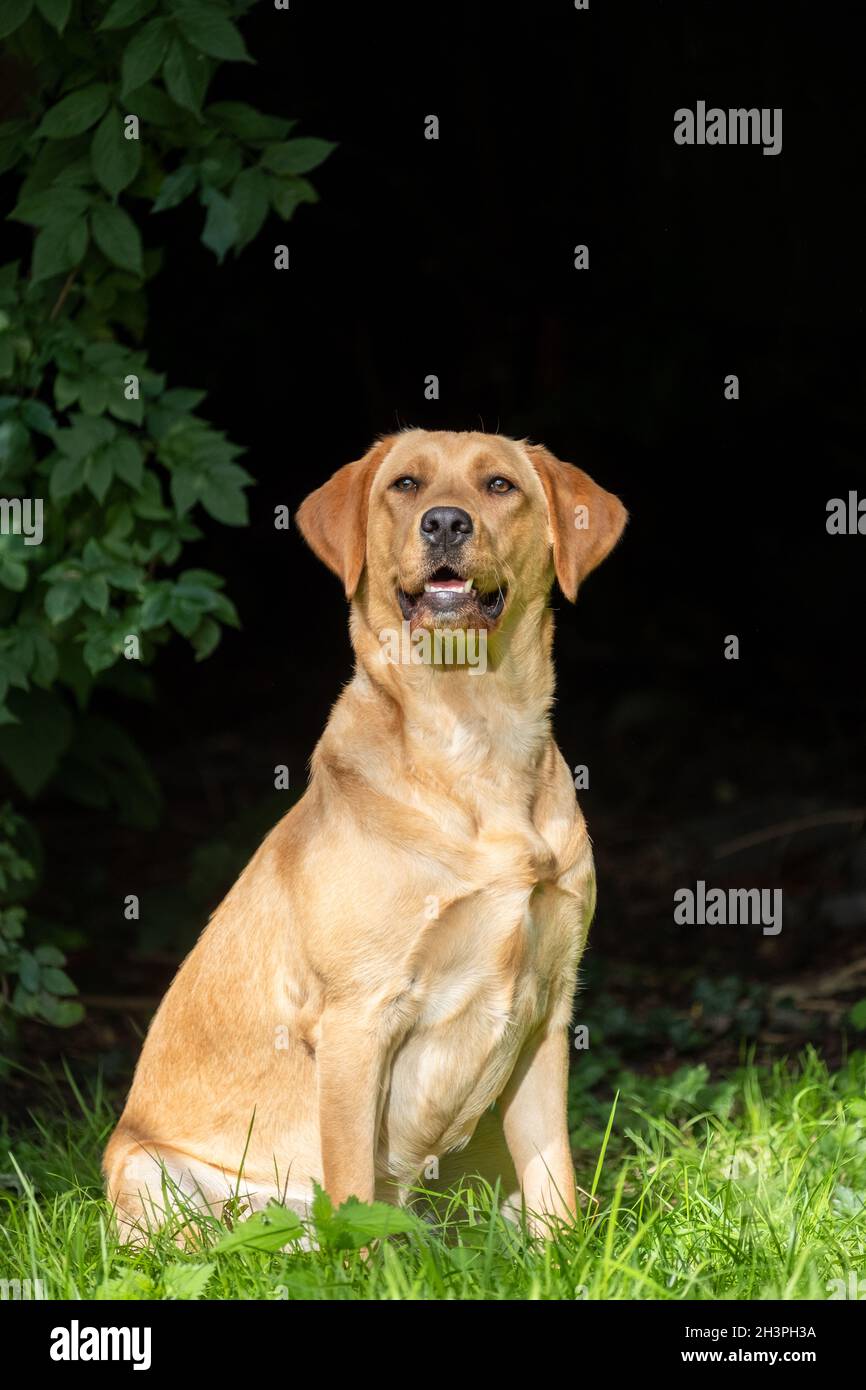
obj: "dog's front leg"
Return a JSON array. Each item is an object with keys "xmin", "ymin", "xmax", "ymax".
[
  {"xmin": 316, "ymin": 1005, "xmax": 386, "ymax": 1206},
  {"xmin": 500, "ymin": 1022, "xmax": 577, "ymax": 1234}
]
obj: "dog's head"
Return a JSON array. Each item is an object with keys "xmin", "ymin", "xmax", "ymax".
[{"xmin": 297, "ymin": 430, "xmax": 626, "ymax": 634}]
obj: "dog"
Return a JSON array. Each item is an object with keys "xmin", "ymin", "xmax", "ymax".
[{"xmin": 103, "ymin": 430, "xmax": 627, "ymax": 1240}]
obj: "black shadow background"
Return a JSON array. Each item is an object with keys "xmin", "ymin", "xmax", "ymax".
[{"xmin": 20, "ymin": 0, "xmax": 866, "ymax": 1082}]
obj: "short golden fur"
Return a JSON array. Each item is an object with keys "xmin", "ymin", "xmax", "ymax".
[{"xmin": 103, "ymin": 430, "xmax": 627, "ymax": 1238}]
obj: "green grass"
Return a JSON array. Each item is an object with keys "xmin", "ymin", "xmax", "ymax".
[{"xmin": 2, "ymin": 1047, "xmax": 865, "ymax": 1300}]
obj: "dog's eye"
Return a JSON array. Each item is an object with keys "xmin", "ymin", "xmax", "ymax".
[
  {"xmin": 487, "ymin": 476, "xmax": 515, "ymax": 494},
  {"xmin": 391, "ymin": 476, "xmax": 418, "ymax": 492}
]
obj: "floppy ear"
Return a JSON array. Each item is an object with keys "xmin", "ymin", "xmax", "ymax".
[
  {"xmin": 296, "ymin": 438, "xmax": 393, "ymax": 598},
  {"xmin": 526, "ymin": 444, "xmax": 628, "ymax": 602}
]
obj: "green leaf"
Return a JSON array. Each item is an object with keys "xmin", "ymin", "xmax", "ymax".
[
  {"xmin": 207, "ymin": 102, "xmax": 294, "ymax": 143},
  {"xmin": 327, "ymin": 1197, "xmax": 425, "ymax": 1246},
  {"xmin": 98, "ymin": 0, "xmax": 155, "ymax": 29},
  {"xmin": 53, "ymin": 156, "xmax": 93, "ymax": 188},
  {"xmin": 133, "ymin": 470, "xmax": 170, "ymax": 519},
  {"xmin": 40, "ymin": 995, "xmax": 84, "ymax": 1026},
  {"xmin": 0, "ymin": 0, "xmax": 34, "ymax": 41},
  {"xmin": 31, "ymin": 217, "xmax": 87, "ymax": 283},
  {"xmin": 106, "ymin": 436, "xmax": 144, "ymax": 489},
  {"xmin": 54, "ymin": 373, "xmax": 80, "ymax": 410},
  {"xmin": 82, "ymin": 629, "xmax": 120, "ymax": 674},
  {"xmin": 148, "ymin": 387, "xmax": 206, "ymax": 428},
  {"xmin": 35, "ymin": 0, "xmax": 70, "ymax": 31},
  {"xmin": 0, "ymin": 146, "xmax": 21, "ymax": 178},
  {"xmin": 849, "ymin": 999, "xmax": 866, "ymax": 1031},
  {"xmin": 214, "ymin": 1203, "xmax": 304, "ymax": 1254},
  {"xmin": 34, "ymin": 944, "xmax": 66, "ymax": 965},
  {"xmin": 82, "ymin": 537, "xmax": 107, "ymax": 569},
  {"xmin": 200, "ymin": 468, "xmax": 249, "ymax": 525},
  {"xmin": 21, "ymin": 400, "xmax": 54, "ymax": 434},
  {"xmin": 271, "ymin": 175, "xmax": 317, "ymax": 220},
  {"xmin": 12, "ymin": 184, "xmax": 90, "ymax": 225},
  {"xmin": 91, "ymin": 107, "xmax": 142, "ymax": 197},
  {"xmin": 48, "ymin": 453, "xmax": 86, "ymax": 501},
  {"xmin": 93, "ymin": 1270, "xmax": 153, "ymax": 1300},
  {"xmin": 91, "ymin": 202, "xmax": 143, "ymax": 274},
  {"xmin": 121, "ymin": 18, "xmax": 171, "ymax": 97},
  {"xmin": 104, "ymin": 504, "xmax": 135, "ymax": 545},
  {"xmin": 81, "ymin": 574, "xmax": 110, "ymax": 612},
  {"xmin": 0, "ymin": 118, "xmax": 26, "ymax": 175},
  {"xmin": 54, "ymin": 711, "xmax": 160, "ymax": 827},
  {"xmin": 85, "ymin": 452, "xmax": 113, "ymax": 504},
  {"xmin": 40, "ymin": 964, "xmax": 77, "ymax": 995},
  {"xmin": 198, "ymin": 138, "xmax": 241, "ymax": 190},
  {"xmin": 169, "ymin": 468, "xmax": 198, "ymax": 516},
  {"xmin": 152, "ymin": 163, "xmax": 197, "ymax": 213},
  {"xmin": 230, "ymin": 167, "xmax": 269, "ymax": 250},
  {"xmin": 122, "ymin": 82, "xmax": 178, "ymax": 127},
  {"xmin": 17, "ymin": 948, "xmax": 39, "ymax": 991},
  {"xmin": 175, "ymin": 3, "xmax": 251, "ymax": 62},
  {"xmin": 54, "ymin": 414, "xmax": 116, "ymax": 459},
  {"xmin": 84, "ymin": 341, "xmax": 129, "ymax": 368},
  {"xmin": 45, "ymin": 582, "xmax": 81, "ymax": 623},
  {"xmin": 832, "ymin": 1185, "xmax": 866, "ymax": 1219},
  {"xmin": 79, "ymin": 375, "xmax": 109, "ymax": 415},
  {"xmin": 0, "ymin": 418, "xmax": 29, "ymax": 464},
  {"xmin": 11, "ymin": 983, "xmax": 38, "ymax": 1015},
  {"xmin": 109, "ymin": 391, "xmax": 145, "ymax": 425},
  {"xmin": 162, "ymin": 37, "xmax": 209, "ymax": 114},
  {"xmin": 0, "ymin": 555, "xmax": 27, "ymax": 591},
  {"xmin": 310, "ymin": 1183, "xmax": 333, "ymax": 1230},
  {"xmin": 191, "ymin": 616, "xmax": 220, "ymax": 660},
  {"xmin": 30, "ymin": 630, "xmax": 59, "ymax": 686},
  {"xmin": 36, "ymin": 84, "xmax": 110, "ymax": 139},
  {"xmin": 0, "ymin": 688, "xmax": 73, "ymax": 796},
  {"xmin": 104, "ymin": 559, "xmax": 142, "ymax": 590},
  {"xmin": 260, "ymin": 138, "xmax": 336, "ymax": 176},
  {"xmin": 25, "ymin": 138, "xmax": 92, "ymax": 191},
  {"xmin": 200, "ymin": 185, "xmax": 238, "ymax": 263},
  {"xmin": 162, "ymin": 1261, "xmax": 215, "ymax": 1300},
  {"xmin": 139, "ymin": 585, "xmax": 171, "ymax": 628}
]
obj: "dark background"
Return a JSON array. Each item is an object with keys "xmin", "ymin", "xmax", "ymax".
[{"xmin": 26, "ymin": 0, "xmax": 866, "ymax": 1083}]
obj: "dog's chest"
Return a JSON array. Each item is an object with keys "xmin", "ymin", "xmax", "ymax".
[
  {"xmin": 414, "ymin": 883, "xmax": 558, "ymax": 1026},
  {"xmin": 383, "ymin": 872, "xmax": 581, "ymax": 1176}
]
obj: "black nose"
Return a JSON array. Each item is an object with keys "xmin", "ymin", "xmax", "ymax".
[{"xmin": 420, "ymin": 506, "xmax": 473, "ymax": 548}]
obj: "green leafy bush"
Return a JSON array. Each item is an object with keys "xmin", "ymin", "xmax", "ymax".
[{"xmin": 0, "ymin": 0, "xmax": 333, "ymax": 1033}]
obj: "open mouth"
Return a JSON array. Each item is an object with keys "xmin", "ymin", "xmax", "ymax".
[{"xmin": 397, "ymin": 566, "xmax": 507, "ymax": 626}]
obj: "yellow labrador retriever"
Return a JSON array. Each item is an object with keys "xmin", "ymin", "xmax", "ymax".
[{"xmin": 103, "ymin": 430, "xmax": 626, "ymax": 1239}]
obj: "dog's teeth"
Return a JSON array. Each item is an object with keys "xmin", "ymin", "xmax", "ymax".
[{"xmin": 422, "ymin": 579, "xmax": 475, "ymax": 593}]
